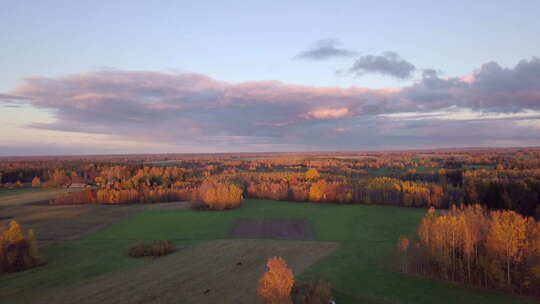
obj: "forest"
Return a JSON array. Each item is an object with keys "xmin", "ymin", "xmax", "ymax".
[{"xmin": 2, "ymin": 148, "xmax": 540, "ymax": 217}]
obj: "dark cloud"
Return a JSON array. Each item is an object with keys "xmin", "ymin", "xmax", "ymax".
[
  {"xmin": 295, "ymin": 39, "xmax": 357, "ymax": 60},
  {"xmin": 404, "ymin": 57, "xmax": 540, "ymax": 112},
  {"xmin": 4, "ymin": 58, "xmax": 540, "ymax": 152},
  {"xmin": 348, "ymin": 51, "xmax": 416, "ymax": 79},
  {"xmin": 0, "ymin": 93, "xmax": 30, "ymax": 107}
]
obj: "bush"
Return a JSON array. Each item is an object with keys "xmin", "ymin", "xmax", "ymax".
[
  {"xmin": 190, "ymin": 200, "xmax": 211, "ymax": 210},
  {"xmin": 127, "ymin": 240, "xmax": 175, "ymax": 258},
  {"xmin": 198, "ymin": 178, "xmax": 243, "ymax": 210},
  {"xmin": 292, "ymin": 280, "xmax": 332, "ymax": 304}
]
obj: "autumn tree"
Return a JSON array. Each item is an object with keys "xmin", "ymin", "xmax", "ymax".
[
  {"xmin": 198, "ymin": 178, "xmax": 243, "ymax": 210},
  {"xmin": 31, "ymin": 176, "xmax": 41, "ymax": 187},
  {"xmin": 0, "ymin": 221, "xmax": 44, "ymax": 273},
  {"xmin": 397, "ymin": 236, "xmax": 410, "ymax": 272},
  {"xmin": 309, "ymin": 181, "xmax": 326, "ymax": 202},
  {"xmin": 400, "ymin": 205, "xmax": 540, "ymax": 296},
  {"xmin": 305, "ymin": 168, "xmax": 320, "ymax": 180},
  {"xmin": 486, "ymin": 210, "xmax": 528, "ymax": 286},
  {"xmin": 27, "ymin": 229, "xmax": 42, "ymax": 264},
  {"xmin": 2, "ymin": 220, "xmax": 24, "ymax": 243},
  {"xmin": 258, "ymin": 257, "xmax": 294, "ymax": 304}
]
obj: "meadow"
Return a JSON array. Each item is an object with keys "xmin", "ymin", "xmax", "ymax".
[{"xmin": 0, "ymin": 198, "xmax": 535, "ymax": 303}]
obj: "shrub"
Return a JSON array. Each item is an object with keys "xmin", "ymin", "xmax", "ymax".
[
  {"xmin": 0, "ymin": 221, "xmax": 44, "ymax": 273},
  {"xmin": 127, "ymin": 240, "xmax": 175, "ymax": 258},
  {"xmin": 291, "ymin": 280, "xmax": 332, "ymax": 304},
  {"xmin": 190, "ymin": 200, "xmax": 213, "ymax": 210},
  {"xmin": 198, "ymin": 178, "xmax": 243, "ymax": 210},
  {"xmin": 258, "ymin": 257, "xmax": 295, "ymax": 304}
]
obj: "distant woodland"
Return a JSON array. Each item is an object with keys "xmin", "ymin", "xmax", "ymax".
[{"xmin": 1, "ymin": 148, "xmax": 540, "ymax": 217}]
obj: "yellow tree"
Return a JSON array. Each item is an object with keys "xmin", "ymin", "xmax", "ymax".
[
  {"xmin": 199, "ymin": 178, "xmax": 243, "ymax": 209},
  {"xmin": 305, "ymin": 168, "xmax": 320, "ymax": 180},
  {"xmin": 258, "ymin": 257, "xmax": 294, "ymax": 304},
  {"xmin": 462, "ymin": 205, "xmax": 486, "ymax": 282},
  {"xmin": 486, "ymin": 210, "xmax": 528, "ymax": 286},
  {"xmin": 27, "ymin": 229, "xmax": 41, "ymax": 265},
  {"xmin": 3, "ymin": 220, "xmax": 24, "ymax": 243},
  {"xmin": 309, "ymin": 181, "xmax": 326, "ymax": 202}
]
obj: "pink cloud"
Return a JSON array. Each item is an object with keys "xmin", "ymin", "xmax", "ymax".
[
  {"xmin": 3, "ymin": 57, "xmax": 540, "ymax": 151},
  {"xmin": 302, "ymin": 107, "xmax": 352, "ymax": 120}
]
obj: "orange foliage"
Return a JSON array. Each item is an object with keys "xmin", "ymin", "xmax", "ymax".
[
  {"xmin": 401, "ymin": 205, "xmax": 540, "ymax": 295},
  {"xmin": 31, "ymin": 176, "xmax": 41, "ymax": 187},
  {"xmin": 486, "ymin": 210, "xmax": 529, "ymax": 285},
  {"xmin": 258, "ymin": 257, "xmax": 294, "ymax": 304},
  {"xmin": 51, "ymin": 189, "xmax": 97, "ymax": 205},
  {"xmin": 305, "ymin": 168, "xmax": 320, "ymax": 180},
  {"xmin": 198, "ymin": 178, "xmax": 243, "ymax": 210}
]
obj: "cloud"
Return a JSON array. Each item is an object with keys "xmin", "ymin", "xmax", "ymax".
[
  {"xmin": 348, "ymin": 51, "xmax": 416, "ymax": 79},
  {"xmin": 0, "ymin": 93, "xmax": 29, "ymax": 101},
  {"xmin": 403, "ymin": 57, "xmax": 540, "ymax": 112},
  {"xmin": 4, "ymin": 57, "xmax": 540, "ymax": 153},
  {"xmin": 295, "ymin": 39, "xmax": 357, "ymax": 60},
  {"xmin": 0, "ymin": 93, "xmax": 30, "ymax": 107},
  {"xmin": 301, "ymin": 108, "xmax": 352, "ymax": 120}
]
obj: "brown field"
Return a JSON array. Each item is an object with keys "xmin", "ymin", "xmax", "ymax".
[
  {"xmin": 0, "ymin": 188, "xmax": 75, "ymax": 207},
  {"xmin": 231, "ymin": 218, "xmax": 315, "ymax": 240},
  {"xmin": 33, "ymin": 239, "xmax": 338, "ymax": 304},
  {"xmin": 0, "ymin": 191, "xmax": 190, "ymax": 247}
]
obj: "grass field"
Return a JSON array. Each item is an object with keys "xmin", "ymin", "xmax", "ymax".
[
  {"xmin": 34, "ymin": 239, "xmax": 338, "ymax": 304},
  {"xmin": 0, "ymin": 199, "xmax": 536, "ymax": 303},
  {"xmin": 462, "ymin": 164, "xmax": 495, "ymax": 170}
]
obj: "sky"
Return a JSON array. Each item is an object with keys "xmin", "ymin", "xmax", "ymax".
[{"xmin": 1, "ymin": 1, "xmax": 540, "ymax": 155}]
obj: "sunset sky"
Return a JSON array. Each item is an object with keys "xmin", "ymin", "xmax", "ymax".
[{"xmin": 1, "ymin": 1, "xmax": 540, "ymax": 155}]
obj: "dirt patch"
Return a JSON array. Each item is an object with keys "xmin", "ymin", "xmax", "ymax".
[
  {"xmin": 231, "ymin": 218, "xmax": 315, "ymax": 240},
  {"xmin": 0, "ymin": 201, "xmax": 191, "ymax": 247},
  {"xmin": 34, "ymin": 239, "xmax": 339, "ymax": 304},
  {"xmin": 24, "ymin": 200, "xmax": 51, "ymax": 206},
  {"xmin": 0, "ymin": 188, "xmax": 78, "ymax": 207}
]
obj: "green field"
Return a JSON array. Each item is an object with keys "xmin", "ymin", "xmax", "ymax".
[
  {"xmin": 414, "ymin": 165, "xmax": 441, "ymax": 173},
  {"xmin": 462, "ymin": 164, "xmax": 495, "ymax": 170},
  {"xmin": 0, "ymin": 199, "xmax": 535, "ymax": 303}
]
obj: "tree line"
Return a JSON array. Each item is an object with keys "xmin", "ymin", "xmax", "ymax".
[
  {"xmin": 1, "ymin": 149, "xmax": 539, "ymax": 217},
  {"xmin": 398, "ymin": 205, "xmax": 540, "ymax": 296}
]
